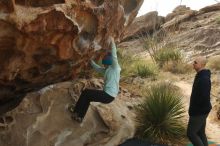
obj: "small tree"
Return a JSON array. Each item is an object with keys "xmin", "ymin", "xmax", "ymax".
[{"xmin": 138, "ymin": 31, "xmax": 166, "ymax": 63}]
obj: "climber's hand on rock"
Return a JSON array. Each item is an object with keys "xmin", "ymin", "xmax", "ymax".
[{"xmin": 108, "ymin": 36, "xmax": 114, "ymax": 44}]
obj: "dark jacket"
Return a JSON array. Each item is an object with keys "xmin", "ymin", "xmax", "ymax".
[{"xmin": 189, "ymin": 69, "xmax": 212, "ymax": 116}]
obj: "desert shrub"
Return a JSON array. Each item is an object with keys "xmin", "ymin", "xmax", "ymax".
[
  {"xmin": 163, "ymin": 61, "xmax": 193, "ymax": 74},
  {"xmin": 135, "ymin": 82, "xmax": 186, "ymax": 144},
  {"xmin": 117, "ymin": 49, "xmax": 139, "ymax": 77},
  {"xmin": 140, "ymin": 33, "xmax": 184, "ymax": 68},
  {"xmin": 140, "ymin": 32, "xmax": 165, "ymax": 63},
  {"xmin": 154, "ymin": 47, "xmax": 183, "ymax": 68},
  {"xmin": 134, "ymin": 62, "xmax": 158, "ymax": 78}
]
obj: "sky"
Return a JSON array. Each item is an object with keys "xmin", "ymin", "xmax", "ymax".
[{"xmin": 138, "ymin": 0, "xmax": 218, "ymax": 16}]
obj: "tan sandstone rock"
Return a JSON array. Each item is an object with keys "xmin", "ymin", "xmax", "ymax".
[
  {"xmin": 0, "ymin": 0, "xmax": 143, "ymax": 114},
  {"xmin": 0, "ymin": 79, "xmax": 138, "ymax": 146},
  {"xmin": 122, "ymin": 11, "xmax": 165, "ymax": 41}
]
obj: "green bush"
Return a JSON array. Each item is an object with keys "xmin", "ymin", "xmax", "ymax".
[
  {"xmin": 154, "ymin": 47, "xmax": 183, "ymax": 67},
  {"xmin": 135, "ymin": 63, "xmax": 158, "ymax": 78},
  {"xmin": 135, "ymin": 82, "xmax": 186, "ymax": 144}
]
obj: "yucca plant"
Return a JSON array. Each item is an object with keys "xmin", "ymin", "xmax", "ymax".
[{"xmin": 135, "ymin": 82, "xmax": 186, "ymax": 144}]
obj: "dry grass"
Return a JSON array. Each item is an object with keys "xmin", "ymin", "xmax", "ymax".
[
  {"xmin": 154, "ymin": 46, "xmax": 183, "ymax": 68},
  {"xmin": 118, "ymin": 48, "xmax": 139, "ymax": 77},
  {"xmin": 133, "ymin": 61, "xmax": 159, "ymax": 78},
  {"xmin": 162, "ymin": 61, "xmax": 193, "ymax": 74},
  {"xmin": 216, "ymin": 17, "xmax": 220, "ymax": 24},
  {"xmin": 207, "ymin": 55, "xmax": 220, "ymax": 71}
]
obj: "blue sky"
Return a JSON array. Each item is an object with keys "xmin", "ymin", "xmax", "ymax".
[{"xmin": 138, "ymin": 0, "xmax": 218, "ymax": 16}]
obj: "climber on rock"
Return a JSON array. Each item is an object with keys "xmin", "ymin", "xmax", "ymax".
[{"xmin": 69, "ymin": 37, "xmax": 121, "ymax": 123}]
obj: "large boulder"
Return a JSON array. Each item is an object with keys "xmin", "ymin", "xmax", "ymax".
[
  {"xmin": 162, "ymin": 5, "xmax": 196, "ymax": 30},
  {"xmin": 122, "ymin": 11, "xmax": 165, "ymax": 41},
  {"xmin": 0, "ymin": 79, "xmax": 139, "ymax": 146},
  {"xmin": 165, "ymin": 5, "xmax": 192, "ymax": 22},
  {"xmin": 0, "ymin": 0, "xmax": 143, "ymax": 114},
  {"xmin": 164, "ymin": 9, "xmax": 220, "ymax": 58},
  {"xmin": 119, "ymin": 3, "xmax": 220, "ymax": 62},
  {"xmin": 199, "ymin": 3, "xmax": 220, "ymax": 14},
  {"xmin": 154, "ymin": 3, "xmax": 220, "ymax": 59}
]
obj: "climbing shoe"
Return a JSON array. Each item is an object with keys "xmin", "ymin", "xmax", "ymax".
[
  {"xmin": 67, "ymin": 104, "xmax": 75, "ymax": 113},
  {"xmin": 71, "ymin": 113, "xmax": 83, "ymax": 123}
]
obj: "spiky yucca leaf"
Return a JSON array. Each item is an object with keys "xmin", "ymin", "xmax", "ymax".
[{"xmin": 135, "ymin": 82, "xmax": 186, "ymax": 144}]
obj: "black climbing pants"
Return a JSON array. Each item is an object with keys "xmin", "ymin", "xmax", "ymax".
[
  {"xmin": 187, "ymin": 114, "xmax": 208, "ymax": 146},
  {"xmin": 73, "ymin": 88, "xmax": 114, "ymax": 119}
]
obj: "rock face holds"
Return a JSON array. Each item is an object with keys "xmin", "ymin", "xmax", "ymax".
[{"xmin": 0, "ymin": 0, "xmax": 144, "ymax": 114}]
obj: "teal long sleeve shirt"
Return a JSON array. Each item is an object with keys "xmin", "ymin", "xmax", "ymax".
[{"xmin": 91, "ymin": 41, "xmax": 121, "ymax": 97}]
